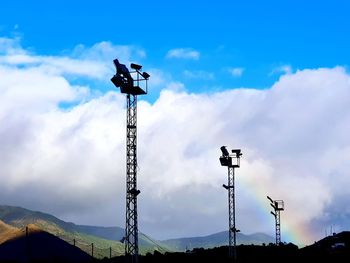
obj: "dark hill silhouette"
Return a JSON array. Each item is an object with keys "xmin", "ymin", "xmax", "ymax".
[
  {"xmin": 107, "ymin": 244, "xmax": 300, "ymax": 263},
  {"xmin": 0, "ymin": 224, "xmax": 92, "ymax": 263},
  {"xmin": 161, "ymin": 231, "xmax": 274, "ymax": 251},
  {"xmin": 299, "ymin": 231, "xmax": 350, "ymax": 261},
  {"xmin": 109, "ymin": 240, "xmax": 350, "ymax": 263}
]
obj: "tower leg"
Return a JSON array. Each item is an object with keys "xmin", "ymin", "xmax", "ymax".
[{"xmin": 125, "ymin": 94, "xmax": 139, "ymax": 263}]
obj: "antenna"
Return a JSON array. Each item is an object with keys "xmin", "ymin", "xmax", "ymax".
[
  {"xmin": 111, "ymin": 59, "xmax": 150, "ymax": 263},
  {"xmin": 219, "ymin": 146, "xmax": 242, "ymax": 260},
  {"xmin": 267, "ymin": 196, "xmax": 284, "ymax": 245}
]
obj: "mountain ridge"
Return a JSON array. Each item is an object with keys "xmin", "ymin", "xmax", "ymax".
[
  {"xmin": 0, "ymin": 219, "xmax": 20, "ymax": 244},
  {"xmin": 0, "ymin": 204, "xmax": 274, "ymax": 253},
  {"xmin": 0, "ymin": 205, "xmax": 168, "ymax": 255}
]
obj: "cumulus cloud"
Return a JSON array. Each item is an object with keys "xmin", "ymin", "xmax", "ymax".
[
  {"xmin": 0, "ymin": 36, "xmax": 143, "ymax": 222},
  {"xmin": 270, "ymin": 64, "xmax": 293, "ymax": 75},
  {"xmin": 71, "ymin": 41, "xmax": 146, "ymax": 63},
  {"xmin": 183, "ymin": 70, "xmax": 214, "ymax": 80},
  {"xmin": 228, "ymin": 67, "xmax": 245, "ymax": 77},
  {"xmin": 166, "ymin": 48, "xmax": 200, "ymax": 60},
  {"xmin": 1, "ymin": 37, "xmax": 350, "ymax": 246},
  {"xmin": 0, "ymin": 37, "xmax": 146, "ymax": 80}
]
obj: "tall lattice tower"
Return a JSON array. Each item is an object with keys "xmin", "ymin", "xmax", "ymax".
[
  {"xmin": 219, "ymin": 146, "xmax": 242, "ymax": 260},
  {"xmin": 111, "ymin": 59, "xmax": 150, "ymax": 263},
  {"xmin": 267, "ymin": 196, "xmax": 284, "ymax": 245}
]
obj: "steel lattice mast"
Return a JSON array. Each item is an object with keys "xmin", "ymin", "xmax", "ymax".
[
  {"xmin": 125, "ymin": 93, "xmax": 139, "ymax": 258},
  {"xmin": 267, "ymin": 196, "xmax": 284, "ymax": 245},
  {"xmin": 220, "ymin": 146, "xmax": 242, "ymax": 261},
  {"xmin": 227, "ymin": 166, "xmax": 235, "ymax": 257},
  {"xmin": 275, "ymin": 208, "xmax": 281, "ymax": 244},
  {"xmin": 111, "ymin": 59, "xmax": 149, "ymax": 263}
]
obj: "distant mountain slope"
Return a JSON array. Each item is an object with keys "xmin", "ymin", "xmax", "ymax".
[
  {"xmin": 162, "ymin": 231, "xmax": 275, "ymax": 251},
  {"xmin": 74, "ymin": 225, "xmax": 124, "ymax": 241},
  {"xmin": 75, "ymin": 224, "xmax": 169, "ymax": 253},
  {"xmin": 0, "ymin": 205, "xmax": 169, "ymax": 255},
  {"xmin": 0, "ymin": 205, "xmax": 274, "ymax": 254},
  {"xmin": 0, "ymin": 224, "xmax": 92, "ymax": 262},
  {"xmin": 0, "ymin": 205, "xmax": 76, "ymax": 231},
  {"xmin": 0, "ymin": 205, "xmax": 124, "ymax": 257},
  {"xmin": 0, "ymin": 220, "xmax": 19, "ymax": 244}
]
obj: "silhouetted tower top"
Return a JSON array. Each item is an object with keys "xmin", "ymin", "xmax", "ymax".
[
  {"xmin": 111, "ymin": 59, "xmax": 150, "ymax": 263},
  {"xmin": 111, "ymin": 59, "xmax": 149, "ymax": 95},
  {"xmin": 220, "ymin": 147, "xmax": 242, "ymax": 168}
]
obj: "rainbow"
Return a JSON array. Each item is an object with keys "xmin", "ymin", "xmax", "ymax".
[{"xmin": 238, "ymin": 172, "xmax": 316, "ymax": 247}]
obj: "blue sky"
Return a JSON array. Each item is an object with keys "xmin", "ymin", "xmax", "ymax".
[
  {"xmin": 1, "ymin": 0, "xmax": 350, "ymax": 246},
  {"xmin": 2, "ymin": 0, "xmax": 349, "ymax": 95}
]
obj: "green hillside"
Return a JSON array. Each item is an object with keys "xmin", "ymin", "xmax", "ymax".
[
  {"xmin": 0, "ymin": 205, "xmax": 168, "ymax": 257},
  {"xmin": 74, "ymin": 225, "xmax": 170, "ymax": 254},
  {"xmin": 0, "ymin": 205, "xmax": 275, "ymax": 255}
]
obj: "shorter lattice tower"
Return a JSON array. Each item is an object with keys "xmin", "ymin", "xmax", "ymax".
[
  {"xmin": 267, "ymin": 196, "xmax": 284, "ymax": 245},
  {"xmin": 219, "ymin": 146, "xmax": 242, "ymax": 260}
]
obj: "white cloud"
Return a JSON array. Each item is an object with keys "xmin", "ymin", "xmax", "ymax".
[
  {"xmin": 228, "ymin": 67, "xmax": 245, "ymax": 77},
  {"xmin": 1, "ymin": 37, "xmax": 350, "ymax": 246},
  {"xmin": 166, "ymin": 48, "xmax": 200, "ymax": 60},
  {"xmin": 0, "ymin": 37, "xmax": 146, "ymax": 80},
  {"xmin": 163, "ymin": 82, "xmax": 186, "ymax": 92},
  {"xmin": 183, "ymin": 70, "xmax": 214, "ymax": 80},
  {"xmin": 71, "ymin": 41, "xmax": 146, "ymax": 62},
  {"xmin": 270, "ymin": 64, "xmax": 293, "ymax": 75}
]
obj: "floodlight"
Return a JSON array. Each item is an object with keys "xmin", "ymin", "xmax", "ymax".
[
  {"xmin": 231, "ymin": 149, "xmax": 242, "ymax": 156},
  {"xmin": 130, "ymin": 63, "xmax": 142, "ymax": 70},
  {"xmin": 111, "ymin": 75, "xmax": 124, "ymax": 88},
  {"xmin": 275, "ymin": 200, "xmax": 284, "ymax": 211},
  {"xmin": 267, "ymin": 196, "xmax": 273, "ymax": 203},
  {"xmin": 114, "ymin": 59, "xmax": 130, "ymax": 77},
  {"xmin": 220, "ymin": 146, "xmax": 229, "ymax": 157},
  {"xmin": 220, "ymin": 157, "xmax": 230, "ymax": 166},
  {"xmin": 119, "ymin": 65, "xmax": 133, "ymax": 84},
  {"xmin": 113, "ymin": 59, "xmax": 120, "ymax": 70},
  {"xmin": 142, "ymin": 72, "xmax": 150, "ymax": 79},
  {"xmin": 112, "ymin": 59, "xmax": 133, "ymax": 90}
]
